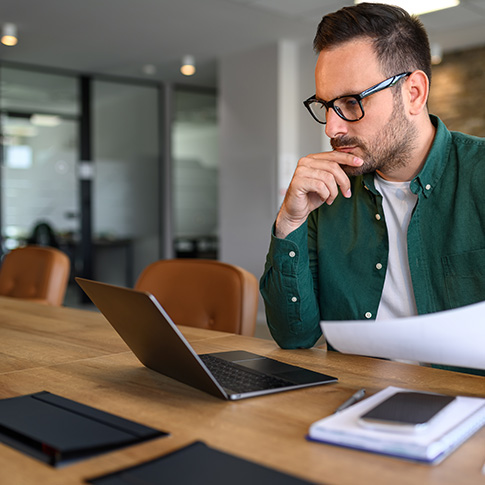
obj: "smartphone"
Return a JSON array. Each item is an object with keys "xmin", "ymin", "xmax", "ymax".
[{"xmin": 358, "ymin": 391, "xmax": 456, "ymax": 433}]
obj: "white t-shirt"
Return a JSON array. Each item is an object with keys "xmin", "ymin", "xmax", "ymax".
[{"xmin": 374, "ymin": 174, "xmax": 418, "ymax": 321}]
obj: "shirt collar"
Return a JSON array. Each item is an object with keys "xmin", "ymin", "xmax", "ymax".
[{"xmin": 409, "ymin": 114, "xmax": 450, "ymax": 198}]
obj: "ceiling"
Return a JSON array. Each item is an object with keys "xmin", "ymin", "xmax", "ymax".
[{"xmin": 1, "ymin": 0, "xmax": 485, "ymax": 88}]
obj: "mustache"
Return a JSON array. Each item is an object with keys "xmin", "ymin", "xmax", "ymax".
[{"xmin": 331, "ymin": 136, "xmax": 365, "ymax": 150}]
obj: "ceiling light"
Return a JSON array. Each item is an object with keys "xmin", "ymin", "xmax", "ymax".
[
  {"xmin": 180, "ymin": 55, "xmax": 196, "ymax": 76},
  {"xmin": 1, "ymin": 23, "xmax": 18, "ymax": 46},
  {"xmin": 431, "ymin": 43, "xmax": 443, "ymax": 65},
  {"xmin": 354, "ymin": 0, "xmax": 460, "ymax": 16}
]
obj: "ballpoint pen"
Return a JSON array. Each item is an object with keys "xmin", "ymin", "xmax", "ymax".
[{"xmin": 335, "ymin": 388, "xmax": 366, "ymax": 413}]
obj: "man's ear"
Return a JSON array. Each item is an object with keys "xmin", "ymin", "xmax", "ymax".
[{"xmin": 405, "ymin": 70, "xmax": 429, "ymax": 115}]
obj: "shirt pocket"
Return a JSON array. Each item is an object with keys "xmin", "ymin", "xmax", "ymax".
[{"xmin": 442, "ymin": 248, "xmax": 485, "ymax": 308}]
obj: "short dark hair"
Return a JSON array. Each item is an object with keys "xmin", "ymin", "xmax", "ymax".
[{"xmin": 313, "ymin": 2, "xmax": 432, "ymax": 84}]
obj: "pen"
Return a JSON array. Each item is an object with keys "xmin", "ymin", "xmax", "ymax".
[
  {"xmin": 482, "ymin": 460, "xmax": 485, "ymax": 475},
  {"xmin": 335, "ymin": 388, "xmax": 366, "ymax": 413}
]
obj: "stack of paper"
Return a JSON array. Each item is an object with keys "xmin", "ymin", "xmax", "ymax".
[{"xmin": 308, "ymin": 387, "xmax": 485, "ymax": 464}]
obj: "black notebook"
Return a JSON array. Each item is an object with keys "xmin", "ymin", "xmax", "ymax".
[
  {"xmin": 0, "ymin": 391, "xmax": 167, "ymax": 466},
  {"xmin": 88, "ymin": 441, "xmax": 319, "ymax": 485}
]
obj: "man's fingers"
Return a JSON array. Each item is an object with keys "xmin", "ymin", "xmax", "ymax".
[
  {"xmin": 303, "ymin": 151, "xmax": 364, "ymax": 196},
  {"xmin": 295, "ymin": 175, "xmax": 335, "ymax": 205},
  {"xmin": 296, "ymin": 156, "xmax": 357, "ymax": 199},
  {"xmin": 306, "ymin": 151, "xmax": 364, "ymax": 167}
]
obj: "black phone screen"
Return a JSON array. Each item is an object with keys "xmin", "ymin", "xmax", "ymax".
[{"xmin": 360, "ymin": 391, "xmax": 456, "ymax": 426}]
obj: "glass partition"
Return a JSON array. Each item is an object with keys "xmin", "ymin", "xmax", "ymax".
[
  {"xmin": 172, "ymin": 87, "xmax": 219, "ymax": 258},
  {"xmin": 92, "ymin": 80, "xmax": 160, "ymax": 285},
  {"xmin": 0, "ymin": 66, "xmax": 162, "ymax": 301},
  {"xmin": 0, "ymin": 66, "xmax": 79, "ymax": 252},
  {"xmin": 0, "ymin": 67, "xmax": 79, "ymax": 116}
]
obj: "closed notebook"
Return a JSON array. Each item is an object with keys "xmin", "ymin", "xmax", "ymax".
[
  {"xmin": 307, "ymin": 386, "xmax": 485, "ymax": 464},
  {"xmin": 0, "ymin": 391, "xmax": 167, "ymax": 466},
  {"xmin": 88, "ymin": 441, "xmax": 319, "ymax": 485}
]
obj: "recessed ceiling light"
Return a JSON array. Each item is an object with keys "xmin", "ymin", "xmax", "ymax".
[
  {"xmin": 180, "ymin": 55, "xmax": 196, "ymax": 76},
  {"xmin": 1, "ymin": 23, "xmax": 18, "ymax": 46},
  {"xmin": 431, "ymin": 43, "xmax": 443, "ymax": 64}
]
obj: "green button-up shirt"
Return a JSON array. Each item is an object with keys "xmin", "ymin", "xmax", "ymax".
[{"xmin": 260, "ymin": 116, "xmax": 485, "ymax": 363}]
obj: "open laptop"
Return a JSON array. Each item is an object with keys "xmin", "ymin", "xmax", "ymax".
[{"xmin": 76, "ymin": 277, "xmax": 337, "ymax": 400}]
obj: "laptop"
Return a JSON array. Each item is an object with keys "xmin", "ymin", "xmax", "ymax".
[{"xmin": 76, "ymin": 277, "xmax": 337, "ymax": 400}]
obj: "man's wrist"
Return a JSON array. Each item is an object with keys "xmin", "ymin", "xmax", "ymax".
[{"xmin": 275, "ymin": 214, "xmax": 305, "ymax": 239}]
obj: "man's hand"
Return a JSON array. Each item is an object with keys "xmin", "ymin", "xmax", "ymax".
[{"xmin": 275, "ymin": 151, "xmax": 364, "ymax": 239}]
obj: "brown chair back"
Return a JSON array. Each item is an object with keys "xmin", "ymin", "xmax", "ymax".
[
  {"xmin": 135, "ymin": 259, "xmax": 258, "ymax": 336},
  {"xmin": 0, "ymin": 245, "xmax": 70, "ymax": 306}
]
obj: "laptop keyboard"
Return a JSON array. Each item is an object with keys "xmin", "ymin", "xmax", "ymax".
[{"xmin": 199, "ymin": 354, "xmax": 294, "ymax": 393}]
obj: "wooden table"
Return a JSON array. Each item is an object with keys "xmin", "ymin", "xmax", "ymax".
[{"xmin": 0, "ymin": 297, "xmax": 483, "ymax": 484}]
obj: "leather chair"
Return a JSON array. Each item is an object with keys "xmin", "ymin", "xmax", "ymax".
[
  {"xmin": 135, "ymin": 259, "xmax": 259, "ymax": 336},
  {"xmin": 0, "ymin": 245, "xmax": 71, "ymax": 306}
]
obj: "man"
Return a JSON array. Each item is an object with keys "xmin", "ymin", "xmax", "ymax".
[{"xmin": 260, "ymin": 2, "xmax": 485, "ymax": 373}]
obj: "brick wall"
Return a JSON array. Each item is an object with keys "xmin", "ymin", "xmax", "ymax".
[{"xmin": 428, "ymin": 45, "xmax": 485, "ymax": 137}]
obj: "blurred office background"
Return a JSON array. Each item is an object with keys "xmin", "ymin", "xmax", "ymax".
[{"xmin": 1, "ymin": 1, "xmax": 485, "ymax": 331}]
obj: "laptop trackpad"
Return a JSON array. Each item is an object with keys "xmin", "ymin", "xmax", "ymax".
[{"xmin": 212, "ymin": 351, "xmax": 329, "ymax": 384}]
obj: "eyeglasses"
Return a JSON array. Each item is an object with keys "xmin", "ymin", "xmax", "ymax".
[{"xmin": 303, "ymin": 72, "xmax": 411, "ymax": 125}]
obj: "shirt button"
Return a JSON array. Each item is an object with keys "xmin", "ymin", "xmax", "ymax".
[
  {"xmin": 376, "ymin": 263, "xmax": 383, "ymax": 270},
  {"xmin": 365, "ymin": 312, "xmax": 372, "ymax": 319},
  {"xmin": 425, "ymin": 184, "xmax": 431, "ymax": 190},
  {"xmin": 375, "ymin": 214, "xmax": 381, "ymax": 221},
  {"xmin": 291, "ymin": 296, "xmax": 298, "ymax": 303},
  {"xmin": 289, "ymin": 251, "xmax": 296, "ymax": 258}
]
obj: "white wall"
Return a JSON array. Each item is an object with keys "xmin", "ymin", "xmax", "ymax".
[
  {"xmin": 219, "ymin": 44, "xmax": 278, "ymax": 283},
  {"xmin": 218, "ymin": 40, "xmax": 325, "ymax": 321},
  {"xmin": 297, "ymin": 42, "xmax": 331, "ymax": 155}
]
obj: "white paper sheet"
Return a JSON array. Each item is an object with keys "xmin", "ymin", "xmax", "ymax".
[{"xmin": 320, "ymin": 300, "xmax": 485, "ymax": 370}]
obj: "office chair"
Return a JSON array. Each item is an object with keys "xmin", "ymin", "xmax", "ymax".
[
  {"xmin": 0, "ymin": 245, "xmax": 71, "ymax": 306},
  {"xmin": 27, "ymin": 221, "xmax": 60, "ymax": 248},
  {"xmin": 134, "ymin": 259, "xmax": 259, "ymax": 336}
]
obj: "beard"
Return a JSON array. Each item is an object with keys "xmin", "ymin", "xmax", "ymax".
[{"xmin": 331, "ymin": 94, "xmax": 418, "ymax": 177}]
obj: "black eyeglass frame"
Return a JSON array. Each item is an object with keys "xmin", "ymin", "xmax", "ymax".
[{"xmin": 303, "ymin": 71, "xmax": 412, "ymax": 125}]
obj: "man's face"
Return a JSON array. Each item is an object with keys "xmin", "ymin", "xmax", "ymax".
[{"xmin": 315, "ymin": 39, "xmax": 417, "ymax": 179}]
